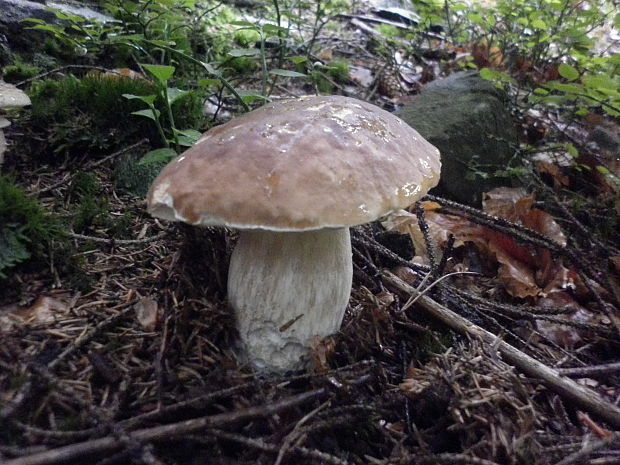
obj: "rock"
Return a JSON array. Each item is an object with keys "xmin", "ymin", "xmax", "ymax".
[
  {"xmin": 0, "ymin": 0, "xmax": 115, "ymax": 51},
  {"xmin": 397, "ymin": 71, "xmax": 518, "ymax": 206},
  {"xmin": 589, "ymin": 125, "xmax": 620, "ymax": 154}
]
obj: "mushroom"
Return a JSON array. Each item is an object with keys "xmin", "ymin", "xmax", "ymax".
[
  {"xmin": 147, "ymin": 95, "xmax": 441, "ymax": 372},
  {"xmin": 0, "ymin": 80, "xmax": 31, "ymax": 167}
]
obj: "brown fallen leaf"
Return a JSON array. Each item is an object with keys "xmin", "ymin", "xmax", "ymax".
[
  {"xmin": 536, "ymin": 291, "xmax": 594, "ymax": 348},
  {"xmin": 0, "ymin": 295, "xmax": 71, "ymax": 330},
  {"xmin": 134, "ymin": 297, "xmax": 161, "ymax": 331}
]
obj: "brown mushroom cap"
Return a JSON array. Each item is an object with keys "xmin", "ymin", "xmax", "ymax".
[
  {"xmin": 0, "ymin": 81, "xmax": 31, "ymax": 108},
  {"xmin": 147, "ymin": 95, "xmax": 441, "ymax": 231}
]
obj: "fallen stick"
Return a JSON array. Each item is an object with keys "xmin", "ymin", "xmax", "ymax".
[
  {"xmin": 382, "ymin": 271, "xmax": 620, "ymax": 430},
  {"xmin": 2, "ymin": 389, "xmax": 328, "ymax": 465}
]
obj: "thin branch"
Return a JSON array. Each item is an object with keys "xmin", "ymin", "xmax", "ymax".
[
  {"xmin": 383, "ymin": 271, "xmax": 620, "ymax": 429},
  {"xmin": 2, "ymin": 389, "xmax": 329, "ymax": 465}
]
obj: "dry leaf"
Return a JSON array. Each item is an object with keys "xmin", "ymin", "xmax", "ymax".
[
  {"xmin": 536, "ymin": 292, "xmax": 593, "ymax": 348},
  {"xmin": 490, "ymin": 244, "xmax": 541, "ymax": 298},
  {"xmin": 309, "ymin": 335, "xmax": 336, "ymax": 373},
  {"xmin": 383, "ymin": 206, "xmax": 484, "ymax": 262},
  {"xmin": 0, "ymin": 295, "xmax": 70, "ymax": 330},
  {"xmin": 134, "ymin": 297, "xmax": 160, "ymax": 331}
]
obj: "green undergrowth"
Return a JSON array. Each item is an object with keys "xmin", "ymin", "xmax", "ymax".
[
  {"xmin": 27, "ymin": 74, "xmax": 204, "ymax": 159},
  {"xmin": 0, "ymin": 176, "xmax": 61, "ymax": 278},
  {"xmin": 114, "ymin": 154, "xmax": 168, "ymax": 197}
]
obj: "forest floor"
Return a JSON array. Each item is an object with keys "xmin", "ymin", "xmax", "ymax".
[{"xmin": 1, "ymin": 1, "xmax": 620, "ymax": 464}]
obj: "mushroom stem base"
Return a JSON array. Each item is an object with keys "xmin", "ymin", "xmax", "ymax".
[{"xmin": 228, "ymin": 228, "xmax": 352, "ymax": 372}]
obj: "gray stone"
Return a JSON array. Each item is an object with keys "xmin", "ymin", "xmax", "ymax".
[
  {"xmin": 589, "ymin": 126, "xmax": 620, "ymax": 154},
  {"xmin": 0, "ymin": 0, "xmax": 115, "ymax": 50},
  {"xmin": 397, "ymin": 71, "xmax": 518, "ymax": 206}
]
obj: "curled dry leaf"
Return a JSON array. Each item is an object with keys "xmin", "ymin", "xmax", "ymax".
[
  {"xmin": 0, "ymin": 295, "xmax": 71, "ymax": 330},
  {"xmin": 483, "ymin": 187, "xmax": 567, "ymax": 246},
  {"xmin": 382, "ymin": 204, "xmax": 483, "ymax": 262},
  {"xmin": 134, "ymin": 297, "xmax": 161, "ymax": 331},
  {"xmin": 536, "ymin": 291, "xmax": 593, "ymax": 348},
  {"xmin": 309, "ymin": 335, "xmax": 336, "ymax": 373}
]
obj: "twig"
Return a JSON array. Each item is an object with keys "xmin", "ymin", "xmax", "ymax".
[
  {"xmin": 48, "ymin": 304, "xmax": 135, "ymax": 370},
  {"xmin": 207, "ymin": 429, "xmax": 350, "ymax": 465},
  {"xmin": 32, "ymin": 139, "xmax": 149, "ymax": 196},
  {"xmin": 15, "ymin": 65, "xmax": 122, "ymax": 87},
  {"xmin": 2, "ymin": 388, "xmax": 329, "ymax": 465},
  {"xmin": 382, "ymin": 271, "xmax": 620, "ymax": 429},
  {"xmin": 553, "ymin": 434, "xmax": 620, "ymax": 465},
  {"xmin": 556, "ymin": 362, "xmax": 620, "ymax": 378},
  {"xmin": 86, "ymin": 138, "xmax": 150, "ymax": 169},
  {"xmin": 415, "ymin": 453, "xmax": 502, "ymax": 465},
  {"xmin": 275, "ymin": 401, "xmax": 329, "ymax": 465},
  {"xmin": 68, "ymin": 232, "xmax": 166, "ymax": 245}
]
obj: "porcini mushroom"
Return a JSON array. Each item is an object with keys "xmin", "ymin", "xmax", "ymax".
[
  {"xmin": 0, "ymin": 80, "xmax": 31, "ymax": 167},
  {"xmin": 147, "ymin": 95, "xmax": 441, "ymax": 372}
]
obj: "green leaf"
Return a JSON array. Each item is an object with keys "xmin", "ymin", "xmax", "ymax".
[
  {"xmin": 595, "ymin": 165, "xmax": 611, "ymax": 175},
  {"xmin": 173, "ymin": 128, "xmax": 202, "ymax": 147},
  {"xmin": 238, "ymin": 91, "xmax": 270, "ymax": 104},
  {"xmin": 228, "ymin": 48, "xmax": 261, "ymax": 57},
  {"xmin": 166, "ymin": 87, "xmax": 189, "ymax": 105},
  {"xmin": 262, "ymin": 24, "xmax": 288, "ymax": 35},
  {"xmin": 468, "ymin": 13, "xmax": 484, "ymax": 24},
  {"xmin": 141, "ymin": 64, "xmax": 175, "ymax": 85},
  {"xmin": 268, "ymin": 69, "xmax": 307, "ymax": 78},
  {"xmin": 230, "ymin": 20, "xmax": 258, "ymax": 28},
  {"xmin": 138, "ymin": 148, "xmax": 178, "ymax": 166},
  {"xmin": 582, "ymin": 74, "xmax": 618, "ymax": 91},
  {"xmin": 131, "ymin": 109, "xmax": 160, "ymax": 121},
  {"xmin": 21, "ymin": 18, "xmax": 46, "ymax": 24},
  {"xmin": 565, "ymin": 143, "xmax": 579, "ymax": 158},
  {"xmin": 148, "ymin": 39, "xmax": 177, "ymax": 47},
  {"xmin": 197, "ymin": 78, "xmax": 221, "ymax": 88},
  {"xmin": 290, "ymin": 56, "xmax": 308, "ymax": 65},
  {"xmin": 27, "ymin": 24, "xmax": 63, "ymax": 33},
  {"xmin": 558, "ymin": 64, "xmax": 579, "ymax": 81},
  {"xmin": 123, "ymin": 93, "xmax": 157, "ymax": 105},
  {"xmin": 201, "ymin": 61, "xmax": 221, "ymax": 76},
  {"xmin": 531, "ymin": 19, "xmax": 547, "ymax": 29},
  {"xmin": 544, "ymin": 81, "xmax": 583, "ymax": 94}
]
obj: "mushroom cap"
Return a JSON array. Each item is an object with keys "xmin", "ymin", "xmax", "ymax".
[
  {"xmin": 0, "ymin": 81, "xmax": 31, "ymax": 108},
  {"xmin": 0, "ymin": 117, "xmax": 10, "ymax": 129},
  {"xmin": 147, "ymin": 95, "xmax": 441, "ymax": 231}
]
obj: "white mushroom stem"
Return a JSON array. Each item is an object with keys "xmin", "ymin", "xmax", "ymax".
[
  {"xmin": 227, "ymin": 228, "xmax": 353, "ymax": 372},
  {"xmin": 0, "ymin": 130, "xmax": 6, "ymax": 167}
]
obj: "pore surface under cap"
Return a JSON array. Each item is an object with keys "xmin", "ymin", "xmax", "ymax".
[{"xmin": 147, "ymin": 95, "xmax": 441, "ymax": 231}]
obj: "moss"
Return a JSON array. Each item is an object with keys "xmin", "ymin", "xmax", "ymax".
[
  {"xmin": 27, "ymin": 74, "xmax": 205, "ymax": 160},
  {"xmin": 66, "ymin": 173, "xmax": 110, "ymax": 234},
  {"xmin": 28, "ymin": 74, "xmax": 158, "ymax": 158},
  {"xmin": 114, "ymin": 154, "xmax": 168, "ymax": 198},
  {"xmin": 0, "ymin": 176, "xmax": 61, "ymax": 278},
  {"xmin": 326, "ymin": 59, "xmax": 350, "ymax": 83},
  {"xmin": 234, "ymin": 29, "xmax": 260, "ymax": 47},
  {"xmin": 229, "ymin": 56, "xmax": 258, "ymax": 74},
  {"xmin": 2, "ymin": 60, "xmax": 41, "ymax": 83}
]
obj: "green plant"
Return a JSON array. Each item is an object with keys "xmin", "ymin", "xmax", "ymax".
[
  {"xmin": 24, "ymin": 9, "xmax": 121, "ymax": 60},
  {"xmin": 28, "ymin": 72, "xmax": 203, "ymax": 159},
  {"xmin": 2, "ymin": 59, "xmax": 41, "ymax": 83},
  {"xmin": 123, "ymin": 63, "xmax": 202, "ymax": 162},
  {"xmin": 0, "ymin": 176, "xmax": 59, "ymax": 278},
  {"xmin": 416, "ymin": 0, "xmax": 618, "ymax": 117},
  {"xmin": 114, "ymin": 154, "xmax": 168, "ymax": 196},
  {"xmin": 29, "ymin": 74, "xmax": 157, "ymax": 156},
  {"xmin": 533, "ymin": 61, "xmax": 620, "ymax": 116},
  {"xmin": 229, "ymin": 21, "xmax": 307, "ymax": 98}
]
